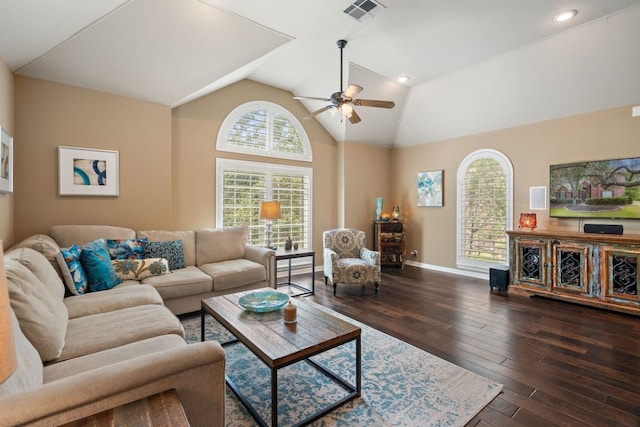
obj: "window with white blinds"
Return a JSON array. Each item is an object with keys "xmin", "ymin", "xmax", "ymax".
[
  {"xmin": 217, "ymin": 101, "xmax": 312, "ymax": 162},
  {"xmin": 456, "ymin": 149, "xmax": 513, "ymax": 273},
  {"xmin": 216, "ymin": 159, "xmax": 312, "ymax": 249}
]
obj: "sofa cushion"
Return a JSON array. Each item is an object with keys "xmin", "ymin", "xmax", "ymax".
[
  {"xmin": 137, "ymin": 230, "xmax": 196, "ymax": 266},
  {"xmin": 64, "ymin": 284, "xmax": 164, "ymax": 319},
  {"xmin": 196, "ymin": 227, "xmax": 248, "ymax": 266},
  {"xmin": 9, "ymin": 234, "xmax": 62, "ymax": 278},
  {"xmin": 199, "ymin": 259, "xmax": 266, "ymax": 291},
  {"xmin": 57, "ymin": 304, "xmax": 184, "ymax": 362},
  {"xmin": 5, "ymin": 247, "xmax": 65, "ymax": 301},
  {"xmin": 43, "ymin": 334, "xmax": 187, "ymax": 382},
  {"xmin": 0, "ymin": 310, "xmax": 44, "ymax": 397},
  {"xmin": 112, "ymin": 258, "xmax": 170, "ymax": 280},
  {"xmin": 141, "ymin": 266, "xmax": 212, "ymax": 300},
  {"xmin": 50, "ymin": 225, "xmax": 136, "ymax": 249},
  {"xmin": 106, "ymin": 238, "xmax": 147, "ymax": 260},
  {"xmin": 56, "ymin": 245, "xmax": 88, "ymax": 295},
  {"xmin": 5, "ymin": 260, "xmax": 68, "ymax": 362},
  {"xmin": 142, "ymin": 240, "xmax": 186, "ymax": 270},
  {"xmin": 79, "ymin": 239, "xmax": 122, "ymax": 292}
]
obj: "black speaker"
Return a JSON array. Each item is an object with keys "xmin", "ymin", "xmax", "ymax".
[
  {"xmin": 583, "ymin": 224, "xmax": 623, "ymax": 235},
  {"xmin": 490, "ymin": 267, "xmax": 509, "ymax": 291}
]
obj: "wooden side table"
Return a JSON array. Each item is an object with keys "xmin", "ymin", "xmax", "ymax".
[
  {"xmin": 61, "ymin": 389, "xmax": 189, "ymax": 427},
  {"xmin": 275, "ymin": 248, "xmax": 315, "ymax": 296}
]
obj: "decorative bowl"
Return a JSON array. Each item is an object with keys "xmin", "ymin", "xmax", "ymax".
[{"xmin": 238, "ymin": 290, "xmax": 289, "ymax": 312}]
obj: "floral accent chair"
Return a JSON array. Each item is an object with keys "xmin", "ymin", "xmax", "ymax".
[{"xmin": 323, "ymin": 228, "xmax": 380, "ymax": 296}]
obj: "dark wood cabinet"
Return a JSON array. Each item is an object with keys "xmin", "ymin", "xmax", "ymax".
[
  {"xmin": 373, "ymin": 221, "xmax": 404, "ymax": 268},
  {"xmin": 508, "ymin": 230, "xmax": 640, "ymax": 316}
]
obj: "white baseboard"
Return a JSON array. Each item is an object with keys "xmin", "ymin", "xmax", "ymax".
[
  {"xmin": 404, "ymin": 260, "xmax": 489, "ymax": 280},
  {"xmin": 279, "ymin": 262, "xmax": 489, "ymax": 281}
]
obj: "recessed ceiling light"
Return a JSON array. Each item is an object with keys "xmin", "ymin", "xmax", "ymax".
[
  {"xmin": 553, "ymin": 10, "xmax": 577, "ymax": 22},
  {"xmin": 397, "ymin": 75, "xmax": 410, "ymax": 83}
]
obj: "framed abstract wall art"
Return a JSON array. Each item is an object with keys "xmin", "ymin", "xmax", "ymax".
[
  {"xmin": 58, "ymin": 146, "xmax": 119, "ymax": 196},
  {"xmin": 0, "ymin": 127, "xmax": 13, "ymax": 194},
  {"xmin": 417, "ymin": 170, "xmax": 443, "ymax": 207}
]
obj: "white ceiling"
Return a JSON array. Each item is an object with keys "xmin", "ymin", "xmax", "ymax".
[{"xmin": 1, "ymin": 0, "xmax": 640, "ymax": 147}]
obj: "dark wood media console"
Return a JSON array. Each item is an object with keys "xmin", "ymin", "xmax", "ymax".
[{"xmin": 507, "ymin": 229, "xmax": 640, "ymax": 316}]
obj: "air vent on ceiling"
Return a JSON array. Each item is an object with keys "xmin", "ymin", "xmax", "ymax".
[{"xmin": 343, "ymin": 0, "xmax": 386, "ymax": 22}]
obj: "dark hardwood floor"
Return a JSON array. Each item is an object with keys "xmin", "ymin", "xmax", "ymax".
[{"xmin": 288, "ymin": 265, "xmax": 640, "ymax": 427}]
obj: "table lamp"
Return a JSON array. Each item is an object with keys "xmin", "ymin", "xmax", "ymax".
[
  {"xmin": 0, "ymin": 245, "xmax": 17, "ymax": 384},
  {"xmin": 260, "ymin": 201, "xmax": 281, "ymax": 249}
]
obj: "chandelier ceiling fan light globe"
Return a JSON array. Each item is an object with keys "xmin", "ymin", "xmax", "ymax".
[{"xmin": 341, "ymin": 103, "xmax": 354, "ymax": 119}]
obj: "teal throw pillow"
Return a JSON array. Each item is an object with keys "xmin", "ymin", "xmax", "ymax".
[
  {"xmin": 79, "ymin": 239, "xmax": 122, "ymax": 292},
  {"xmin": 106, "ymin": 238, "xmax": 148, "ymax": 260},
  {"xmin": 142, "ymin": 240, "xmax": 186, "ymax": 270},
  {"xmin": 59, "ymin": 244, "xmax": 88, "ymax": 295}
]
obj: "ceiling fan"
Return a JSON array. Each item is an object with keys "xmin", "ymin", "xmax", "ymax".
[{"xmin": 294, "ymin": 39, "xmax": 395, "ymax": 124}]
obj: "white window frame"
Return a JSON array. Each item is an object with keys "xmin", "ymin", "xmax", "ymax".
[
  {"xmin": 217, "ymin": 101, "xmax": 312, "ymax": 162},
  {"xmin": 456, "ymin": 149, "xmax": 513, "ymax": 273},
  {"xmin": 216, "ymin": 158, "xmax": 313, "ymax": 252}
]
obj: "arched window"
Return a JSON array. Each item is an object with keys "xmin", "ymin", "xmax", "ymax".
[
  {"xmin": 215, "ymin": 102, "xmax": 313, "ymax": 251},
  {"xmin": 217, "ymin": 101, "xmax": 312, "ymax": 162},
  {"xmin": 457, "ymin": 149, "xmax": 513, "ymax": 272}
]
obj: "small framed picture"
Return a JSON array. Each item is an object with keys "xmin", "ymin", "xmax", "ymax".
[
  {"xmin": 417, "ymin": 170, "xmax": 443, "ymax": 207},
  {"xmin": 0, "ymin": 127, "xmax": 13, "ymax": 194},
  {"xmin": 58, "ymin": 146, "xmax": 119, "ymax": 196}
]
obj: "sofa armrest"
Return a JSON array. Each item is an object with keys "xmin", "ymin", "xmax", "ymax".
[
  {"xmin": 0, "ymin": 341, "xmax": 226, "ymax": 427},
  {"xmin": 360, "ymin": 247, "xmax": 380, "ymax": 266},
  {"xmin": 245, "ymin": 245, "xmax": 276, "ymax": 288}
]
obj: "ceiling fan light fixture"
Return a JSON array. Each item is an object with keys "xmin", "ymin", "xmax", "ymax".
[
  {"xmin": 341, "ymin": 103, "xmax": 354, "ymax": 119},
  {"xmin": 553, "ymin": 10, "xmax": 577, "ymax": 22}
]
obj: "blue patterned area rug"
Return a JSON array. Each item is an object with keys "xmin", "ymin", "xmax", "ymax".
[{"xmin": 181, "ymin": 301, "xmax": 502, "ymax": 426}]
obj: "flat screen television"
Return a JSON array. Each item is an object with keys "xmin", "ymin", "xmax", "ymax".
[{"xmin": 549, "ymin": 156, "xmax": 640, "ymax": 219}]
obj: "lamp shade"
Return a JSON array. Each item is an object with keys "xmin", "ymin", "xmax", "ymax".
[
  {"xmin": 260, "ymin": 201, "xmax": 281, "ymax": 220},
  {"xmin": 0, "ymin": 245, "xmax": 17, "ymax": 384},
  {"xmin": 519, "ymin": 213, "xmax": 537, "ymax": 230}
]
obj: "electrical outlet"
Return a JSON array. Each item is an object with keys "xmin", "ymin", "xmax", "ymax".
[{"xmin": 411, "ymin": 250, "xmax": 418, "ymax": 256}]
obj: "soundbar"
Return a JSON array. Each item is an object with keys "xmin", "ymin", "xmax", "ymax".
[{"xmin": 583, "ymin": 224, "xmax": 623, "ymax": 235}]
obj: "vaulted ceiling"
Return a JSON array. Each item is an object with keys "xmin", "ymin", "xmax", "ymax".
[{"xmin": 1, "ymin": 0, "xmax": 639, "ymax": 147}]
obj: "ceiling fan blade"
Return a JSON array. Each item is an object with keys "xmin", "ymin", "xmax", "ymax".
[
  {"xmin": 294, "ymin": 95, "xmax": 332, "ymax": 102},
  {"xmin": 343, "ymin": 84, "xmax": 363, "ymax": 99},
  {"xmin": 349, "ymin": 109, "xmax": 362, "ymax": 124},
  {"xmin": 352, "ymin": 99, "xmax": 395, "ymax": 109},
  {"xmin": 304, "ymin": 105, "xmax": 334, "ymax": 119}
]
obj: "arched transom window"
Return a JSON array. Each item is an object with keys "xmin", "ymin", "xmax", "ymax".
[{"xmin": 217, "ymin": 101, "xmax": 312, "ymax": 162}]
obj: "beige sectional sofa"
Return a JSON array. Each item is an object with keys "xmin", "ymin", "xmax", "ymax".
[
  {"xmin": 42, "ymin": 224, "xmax": 276, "ymax": 314},
  {"xmin": 0, "ymin": 224, "xmax": 275, "ymax": 426},
  {"xmin": 0, "ymin": 245, "xmax": 226, "ymax": 427}
]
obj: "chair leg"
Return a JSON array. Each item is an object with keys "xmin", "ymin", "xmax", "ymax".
[
  {"xmin": 375, "ymin": 281, "xmax": 379, "ymax": 294},
  {"xmin": 333, "ymin": 283, "xmax": 337, "ymax": 296}
]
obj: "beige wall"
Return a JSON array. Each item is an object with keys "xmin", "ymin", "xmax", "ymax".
[
  {"xmin": 0, "ymin": 57, "xmax": 13, "ymax": 248},
  {"xmin": 13, "ymin": 76, "xmax": 173, "ymax": 242},
  {"xmin": 392, "ymin": 105, "xmax": 640, "ymax": 270},
  {"xmin": 171, "ymin": 79, "xmax": 338, "ymax": 256},
  {"xmin": 10, "ymin": 74, "xmax": 640, "ymax": 273},
  {"xmin": 343, "ymin": 141, "xmax": 391, "ymax": 244}
]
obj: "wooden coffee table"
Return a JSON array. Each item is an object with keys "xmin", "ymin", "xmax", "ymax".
[{"xmin": 201, "ymin": 289, "xmax": 361, "ymax": 427}]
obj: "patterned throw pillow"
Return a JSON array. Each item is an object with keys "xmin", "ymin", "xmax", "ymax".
[
  {"xmin": 79, "ymin": 239, "xmax": 122, "ymax": 292},
  {"xmin": 112, "ymin": 258, "xmax": 170, "ymax": 280},
  {"xmin": 56, "ymin": 244, "xmax": 88, "ymax": 295},
  {"xmin": 106, "ymin": 238, "xmax": 148, "ymax": 260},
  {"xmin": 142, "ymin": 240, "xmax": 186, "ymax": 270}
]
